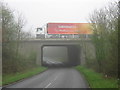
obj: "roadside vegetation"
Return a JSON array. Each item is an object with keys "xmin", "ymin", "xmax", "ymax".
[
  {"xmin": 1, "ymin": 1, "xmax": 47, "ymax": 86},
  {"xmin": 82, "ymin": 1, "xmax": 118, "ymax": 78},
  {"xmin": 3, "ymin": 66, "xmax": 47, "ymax": 85},
  {"xmin": 75, "ymin": 66, "xmax": 118, "ymax": 88},
  {"xmin": 90, "ymin": 1, "xmax": 118, "ymax": 77},
  {"xmin": 79, "ymin": 0, "xmax": 119, "ymax": 88}
]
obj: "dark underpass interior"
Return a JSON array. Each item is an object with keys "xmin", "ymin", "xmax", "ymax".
[{"xmin": 41, "ymin": 45, "xmax": 80, "ymax": 67}]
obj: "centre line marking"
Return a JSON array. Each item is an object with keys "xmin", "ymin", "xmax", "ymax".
[
  {"xmin": 44, "ymin": 75, "xmax": 59, "ymax": 88},
  {"xmin": 45, "ymin": 83, "xmax": 52, "ymax": 88}
]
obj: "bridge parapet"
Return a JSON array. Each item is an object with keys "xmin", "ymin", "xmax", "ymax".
[{"xmin": 20, "ymin": 38, "xmax": 92, "ymax": 42}]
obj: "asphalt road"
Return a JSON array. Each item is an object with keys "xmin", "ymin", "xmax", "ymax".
[{"xmin": 6, "ymin": 67, "xmax": 89, "ymax": 88}]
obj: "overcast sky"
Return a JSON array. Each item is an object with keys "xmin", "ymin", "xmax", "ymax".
[{"xmin": 4, "ymin": 0, "xmax": 115, "ymax": 35}]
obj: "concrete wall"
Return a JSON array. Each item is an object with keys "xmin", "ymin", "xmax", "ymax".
[
  {"xmin": 80, "ymin": 41, "xmax": 96, "ymax": 65},
  {"xmin": 19, "ymin": 41, "xmax": 42, "ymax": 65}
]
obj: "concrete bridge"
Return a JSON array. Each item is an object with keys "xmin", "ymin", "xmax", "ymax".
[{"xmin": 18, "ymin": 39, "xmax": 96, "ymax": 66}]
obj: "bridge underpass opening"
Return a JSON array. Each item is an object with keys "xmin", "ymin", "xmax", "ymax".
[{"xmin": 41, "ymin": 45, "xmax": 80, "ymax": 67}]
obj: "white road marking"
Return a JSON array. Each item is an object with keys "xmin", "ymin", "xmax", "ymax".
[
  {"xmin": 54, "ymin": 76, "xmax": 58, "ymax": 81},
  {"xmin": 44, "ymin": 75, "xmax": 59, "ymax": 88},
  {"xmin": 45, "ymin": 82, "xmax": 52, "ymax": 88}
]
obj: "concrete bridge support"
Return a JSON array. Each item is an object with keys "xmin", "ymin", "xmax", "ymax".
[
  {"xmin": 67, "ymin": 45, "xmax": 80, "ymax": 66},
  {"xmin": 36, "ymin": 45, "xmax": 42, "ymax": 66}
]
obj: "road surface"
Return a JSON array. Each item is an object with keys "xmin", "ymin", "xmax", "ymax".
[{"xmin": 6, "ymin": 68, "xmax": 89, "ymax": 88}]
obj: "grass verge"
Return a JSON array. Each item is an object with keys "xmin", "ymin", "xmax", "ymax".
[
  {"xmin": 0, "ymin": 75, "xmax": 2, "ymax": 86},
  {"xmin": 75, "ymin": 65, "xmax": 118, "ymax": 88},
  {"xmin": 3, "ymin": 66, "xmax": 47, "ymax": 86}
]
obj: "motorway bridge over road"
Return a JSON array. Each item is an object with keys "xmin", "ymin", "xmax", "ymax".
[{"xmin": 18, "ymin": 39, "xmax": 96, "ymax": 66}]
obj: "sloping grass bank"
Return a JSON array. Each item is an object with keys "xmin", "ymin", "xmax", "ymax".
[
  {"xmin": 3, "ymin": 66, "xmax": 47, "ymax": 86},
  {"xmin": 75, "ymin": 65, "xmax": 118, "ymax": 88}
]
